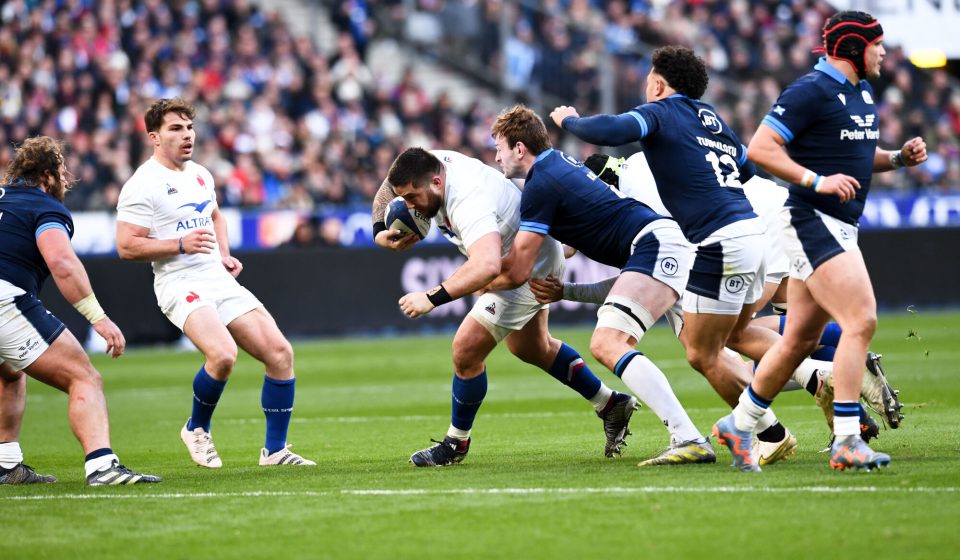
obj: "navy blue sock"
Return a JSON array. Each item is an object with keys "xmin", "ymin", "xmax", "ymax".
[
  {"xmin": 451, "ymin": 371, "xmax": 487, "ymax": 431},
  {"xmin": 811, "ymin": 345, "xmax": 837, "ymax": 362},
  {"xmin": 778, "ymin": 315, "xmax": 787, "ymax": 335},
  {"xmin": 547, "ymin": 343, "xmax": 602, "ymax": 400},
  {"xmin": 187, "ymin": 366, "xmax": 227, "ymax": 432},
  {"xmin": 820, "ymin": 323, "xmax": 843, "ymax": 347},
  {"xmin": 84, "ymin": 448, "xmax": 113, "ymax": 462},
  {"xmin": 262, "ymin": 376, "xmax": 295, "ymax": 454}
]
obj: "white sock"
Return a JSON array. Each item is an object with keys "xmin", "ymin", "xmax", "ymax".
[
  {"xmin": 834, "ymin": 415, "xmax": 860, "ymax": 437},
  {"xmin": 589, "ymin": 385, "xmax": 615, "ymax": 412},
  {"xmin": 0, "ymin": 442, "xmax": 24, "ymax": 469},
  {"xmin": 619, "ymin": 354, "xmax": 702, "ymax": 442},
  {"xmin": 791, "ymin": 359, "xmax": 832, "ymax": 390},
  {"xmin": 754, "ymin": 408, "xmax": 778, "ymax": 434},
  {"xmin": 84, "ymin": 453, "xmax": 119, "ymax": 477},
  {"xmin": 446, "ymin": 426, "xmax": 470, "ymax": 440},
  {"xmin": 733, "ymin": 389, "xmax": 769, "ymax": 432}
]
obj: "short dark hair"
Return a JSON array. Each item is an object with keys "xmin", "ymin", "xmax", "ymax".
[
  {"xmin": 2, "ymin": 136, "xmax": 74, "ymax": 201},
  {"xmin": 651, "ymin": 46, "xmax": 709, "ymax": 99},
  {"xmin": 387, "ymin": 147, "xmax": 444, "ymax": 189},
  {"xmin": 144, "ymin": 98, "xmax": 196, "ymax": 132},
  {"xmin": 490, "ymin": 104, "xmax": 552, "ymax": 155},
  {"xmin": 583, "ymin": 153, "xmax": 622, "ymax": 188}
]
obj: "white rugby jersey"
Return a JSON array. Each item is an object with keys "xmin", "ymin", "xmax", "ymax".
[
  {"xmin": 618, "ymin": 151, "xmax": 669, "ymax": 216},
  {"xmin": 741, "ymin": 176, "xmax": 788, "ymax": 233},
  {"xmin": 431, "ymin": 150, "xmax": 563, "ymax": 280},
  {"xmin": 117, "ymin": 158, "xmax": 221, "ymax": 280}
]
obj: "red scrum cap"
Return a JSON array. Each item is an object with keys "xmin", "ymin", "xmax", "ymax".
[{"xmin": 815, "ymin": 11, "xmax": 884, "ymax": 79}]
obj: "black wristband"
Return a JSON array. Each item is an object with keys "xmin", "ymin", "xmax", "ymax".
[
  {"xmin": 372, "ymin": 221, "xmax": 387, "ymax": 237},
  {"xmin": 179, "ymin": 237, "xmax": 185, "ymax": 254},
  {"xmin": 426, "ymin": 284, "xmax": 453, "ymax": 307}
]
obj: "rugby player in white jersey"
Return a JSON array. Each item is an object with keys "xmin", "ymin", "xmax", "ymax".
[
  {"xmin": 372, "ymin": 147, "xmax": 638, "ymax": 466},
  {"xmin": 116, "ymin": 98, "xmax": 314, "ymax": 468}
]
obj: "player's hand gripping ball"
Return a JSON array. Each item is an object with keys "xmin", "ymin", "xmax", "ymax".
[{"xmin": 384, "ymin": 196, "xmax": 431, "ymax": 240}]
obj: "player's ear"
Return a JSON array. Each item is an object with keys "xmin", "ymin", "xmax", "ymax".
[{"xmin": 148, "ymin": 131, "xmax": 159, "ymax": 146}]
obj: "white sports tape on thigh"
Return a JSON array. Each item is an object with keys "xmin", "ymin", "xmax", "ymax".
[{"xmin": 596, "ymin": 295, "xmax": 656, "ymax": 342}]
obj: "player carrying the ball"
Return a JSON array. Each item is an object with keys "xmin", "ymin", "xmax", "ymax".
[{"xmin": 373, "ymin": 147, "xmax": 639, "ymax": 466}]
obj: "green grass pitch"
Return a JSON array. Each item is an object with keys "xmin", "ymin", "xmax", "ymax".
[{"xmin": 3, "ymin": 310, "xmax": 959, "ymax": 559}]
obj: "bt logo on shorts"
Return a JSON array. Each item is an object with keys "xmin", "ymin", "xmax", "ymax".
[
  {"xmin": 186, "ymin": 291, "xmax": 201, "ymax": 303},
  {"xmin": 725, "ymin": 275, "xmax": 745, "ymax": 293},
  {"xmin": 660, "ymin": 257, "xmax": 679, "ymax": 276}
]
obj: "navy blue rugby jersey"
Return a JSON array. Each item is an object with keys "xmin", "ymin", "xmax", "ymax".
[
  {"xmin": 761, "ymin": 58, "xmax": 879, "ymax": 225},
  {"xmin": 0, "ymin": 184, "xmax": 74, "ymax": 297},
  {"xmin": 518, "ymin": 149, "xmax": 667, "ymax": 269},
  {"xmin": 564, "ymin": 94, "xmax": 756, "ymax": 243}
]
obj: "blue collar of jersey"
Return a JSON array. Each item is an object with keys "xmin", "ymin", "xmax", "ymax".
[
  {"xmin": 814, "ymin": 57, "xmax": 852, "ymax": 86},
  {"xmin": 534, "ymin": 148, "xmax": 555, "ymax": 163}
]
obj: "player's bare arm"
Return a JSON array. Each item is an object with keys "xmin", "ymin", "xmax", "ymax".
[
  {"xmin": 748, "ymin": 124, "xmax": 860, "ymax": 203},
  {"xmin": 116, "ymin": 220, "xmax": 215, "ymax": 261},
  {"xmin": 212, "ymin": 207, "xmax": 242, "ymax": 277},
  {"xmin": 36, "ymin": 228, "xmax": 125, "ymax": 358},
  {"xmin": 873, "ymin": 136, "xmax": 928, "ymax": 172},
  {"xmin": 372, "ymin": 178, "xmax": 418, "ymax": 251},
  {"xmin": 398, "ymin": 232, "xmax": 501, "ymax": 318},
  {"xmin": 486, "ymin": 230, "xmax": 545, "ymax": 292}
]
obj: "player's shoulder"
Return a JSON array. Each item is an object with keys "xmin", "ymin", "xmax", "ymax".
[{"xmin": 4, "ymin": 186, "xmax": 69, "ymax": 214}]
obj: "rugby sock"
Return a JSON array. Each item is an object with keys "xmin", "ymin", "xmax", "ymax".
[
  {"xmin": 834, "ymin": 401, "xmax": 861, "ymax": 437},
  {"xmin": 756, "ymin": 412, "xmax": 787, "ymax": 443},
  {"xmin": 778, "ymin": 315, "xmax": 787, "ymax": 334},
  {"xmin": 187, "ymin": 365, "xmax": 227, "ymax": 432},
  {"xmin": 449, "ymin": 371, "xmax": 487, "ymax": 438},
  {"xmin": 820, "ymin": 323, "xmax": 843, "ymax": 347},
  {"xmin": 733, "ymin": 384, "xmax": 772, "ymax": 432},
  {"xmin": 84, "ymin": 448, "xmax": 119, "ymax": 477},
  {"xmin": 547, "ymin": 343, "xmax": 609, "ymax": 410},
  {"xmin": 262, "ymin": 376, "xmax": 295, "ymax": 455},
  {"xmin": 791, "ymin": 358, "xmax": 832, "ymax": 396},
  {"xmin": 615, "ymin": 351, "xmax": 702, "ymax": 442},
  {"xmin": 0, "ymin": 441, "xmax": 24, "ymax": 469},
  {"xmin": 811, "ymin": 345, "xmax": 837, "ymax": 362}
]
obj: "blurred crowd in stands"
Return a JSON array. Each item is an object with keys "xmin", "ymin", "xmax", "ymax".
[{"xmin": 0, "ymin": 0, "xmax": 956, "ymax": 219}]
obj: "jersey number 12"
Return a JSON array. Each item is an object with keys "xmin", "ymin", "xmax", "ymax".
[{"xmin": 705, "ymin": 152, "xmax": 742, "ymax": 188}]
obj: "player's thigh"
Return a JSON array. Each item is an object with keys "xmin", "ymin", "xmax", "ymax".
[
  {"xmin": 505, "ymin": 308, "xmax": 560, "ymax": 368},
  {"xmin": 620, "ymin": 220, "xmax": 690, "ymax": 306},
  {"xmin": 607, "ymin": 271, "xmax": 677, "ymax": 319},
  {"xmin": 184, "ymin": 306, "xmax": 238, "ymax": 362},
  {"xmin": 0, "ymin": 360, "xmax": 23, "ymax": 382},
  {"xmin": 24, "ymin": 329, "xmax": 99, "ymax": 393},
  {"xmin": 452, "ymin": 315, "xmax": 498, "ymax": 373},
  {"xmin": 226, "ymin": 306, "xmax": 291, "ymax": 364},
  {"xmin": 681, "ymin": 311, "xmax": 740, "ymax": 360},
  {"xmin": 806, "ymin": 249, "xmax": 876, "ymax": 329},
  {"xmin": 780, "ymin": 277, "xmax": 833, "ymax": 352}
]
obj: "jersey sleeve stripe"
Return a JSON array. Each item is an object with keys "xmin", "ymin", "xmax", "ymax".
[
  {"xmin": 35, "ymin": 222, "xmax": 68, "ymax": 238},
  {"xmin": 627, "ymin": 111, "xmax": 649, "ymax": 138},
  {"xmin": 519, "ymin": 221, "xmax": 550, "ymax": 235},
  {"xmin": 761, "ymin": 116, "xmax": 794, "ymax": 143},
  {"xmin": 738, "ymin": 144, "xmax": 748, "ymax": 166}
]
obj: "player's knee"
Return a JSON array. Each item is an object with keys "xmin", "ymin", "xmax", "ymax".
[
  {"xmin": 206, "ymin": 346, "xmax": 238, "ymax": 377},
  {"xmin": 841, "ymin": 313, "xmax": 876, "ymax": 342},
  {"xmin": 588, "ymin": 333, "xmax": 620, "ymax": 367},
  {"xmin": 268, "ymin": 338, "xmax": 294, "ymax": 372},
  {"xmin": 684, "ymin": 346, "xmax": 717, "ymax": 375}
]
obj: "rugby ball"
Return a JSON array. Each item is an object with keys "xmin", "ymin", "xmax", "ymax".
[{"xmin": 384, "ymin": 196, "xmax": 431, "ymax": 239}]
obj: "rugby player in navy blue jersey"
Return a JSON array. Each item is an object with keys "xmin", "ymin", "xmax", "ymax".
[
  {"xmin": 550, "ymin": 48, "xmax": 799, "ymax": 469},
  {"xmin": 487, "ymin": 104, "xmax": 761, "ymax": 466},
  {"xmin": 0, "ymin": 137, "xmax": 160, "ymax": 485},
  {"xmin": 714, "ymin": 11, "xmax": 926, "ymax": 472}
]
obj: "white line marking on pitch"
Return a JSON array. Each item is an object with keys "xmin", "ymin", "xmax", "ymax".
[{"xmin": 4, "ymin": 486, "xmax": 956, "ymax": 501}]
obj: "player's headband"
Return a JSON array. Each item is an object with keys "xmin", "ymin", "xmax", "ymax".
[{"xmin": 814, "ymin": 11, "xmax": 883, "ymax": 79}]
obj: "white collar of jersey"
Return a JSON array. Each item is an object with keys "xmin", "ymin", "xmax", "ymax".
[
  {"xmin": 534, "ymin": 148, "xmax": 555, "ymax": 163},
  {"xmin": 814, "ymin": 56, "xmax": 851, "ymax": 86}
]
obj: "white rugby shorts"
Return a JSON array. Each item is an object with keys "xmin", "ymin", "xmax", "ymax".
[
  {"xmin": 780, "ymin": 206, "xmax": 859, "ymax": 281},
  {"xmin": 683, "ymin": 217, "xmax": 766, "ymax": 315},
  {"xmin": 155, "ymin": 264, "xmax": 262, "ymax": 330},
  {"xmin": 0, "ymin": 294, "xmax": 66, "ymax": 371}
]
